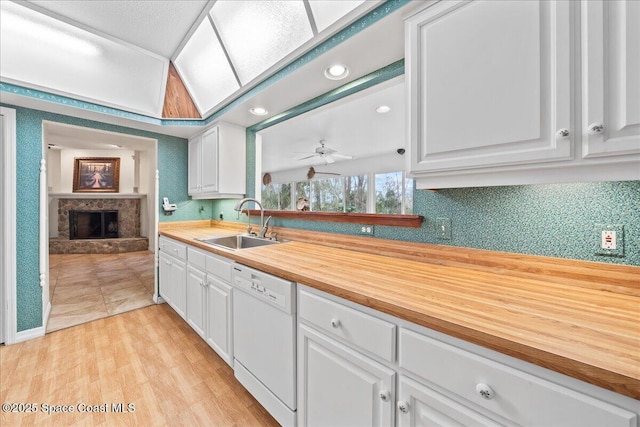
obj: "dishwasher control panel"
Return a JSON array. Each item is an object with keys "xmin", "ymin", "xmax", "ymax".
[
  {"xmin": 232, "ymin": 263, "xmax": 295, "ymax": 314},
  {"xmin": 248, "ymin": 281, "xmax": 285, "ymax": 307}
]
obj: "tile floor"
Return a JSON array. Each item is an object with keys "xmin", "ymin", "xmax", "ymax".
[{"xmin": 47, "ymin": 251, "xmax": 155, "ymax": 333}]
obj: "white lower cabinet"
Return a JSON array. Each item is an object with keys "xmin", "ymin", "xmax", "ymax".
[
  {"xmin": 159, "ymin": 241, "xmax": 234, "ymax": 366},
  {"xmin": 298, "ymin": 324, "xmax": 395, "ymax": 427},
  {"xmin": 297, "ymin": 285, "xmax": 639, "ymax": 427},
  {"xmin": 186, "ymin": 265, "xmax": 206, "ymax": 339},
  {"xmin": 397, "ymin": 375, "xmax": 500, "ymax": 427},
  {"xmin": 186, "ymin": 246, "xmax": 234, "ymax": 366},
  {"xmin": 204, "ymin": 275, "xmax": 232, "ymax": 365},
  {"xmin": 158, "ymin": 237, "xmax": 187, "ymax": 319},
  {"xmin": 398, "ymin": 328, "xmax": 637, "ymax": 427}
]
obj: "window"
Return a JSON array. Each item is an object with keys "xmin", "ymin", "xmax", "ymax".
[
  {"xmin": 261, "ymin": 171, "xmax": 412, "ymax": 214},
  {"xmin": 261, "ymin": 182, "xmax": 292, "ymax": 210},
  {"xmin": 375, "ymin": 171, "xmax": 413, "ymax": 214},
  {"xmin": 345, "ymin": 175, "xmax": 368, "ymax": 213},
  {"xmin": 311, "ymin": 177, "xmax": 344, "ymax": 212}
]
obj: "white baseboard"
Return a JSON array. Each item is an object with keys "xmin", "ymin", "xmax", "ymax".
[
  {"xmin": 42, "ymin": 301, "xmax": 52, "ymax": 332},
  {"xmin": 14, "ymin": 325, "xmax": 45, "ymax": 343}
]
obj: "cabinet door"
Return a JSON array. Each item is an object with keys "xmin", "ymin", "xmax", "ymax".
[
  {"xmin": 200, "ymin": 127, "xmax": 219, "ymax": 193},
  {"xmin": 169, "ymin": 257, "xmax": 186, "ymax": 319},
  {"xmin": 186, "ymin": 266, "xmax": 206, "ymax": 338},
  {"xmin": 582, "ymin": 0, "xmax": 640, "ymax": 158},
  {"xmin": 205, "ymin": 276, "xmax": 233, "ymax": 365},
  {"xmin": 188, "ymin": 136, "xmax": 201, "ymax": 194},
  {"xmin": 158, "ymin": 251, "xmax": 173, "ymax": 304},
  {"xmin": 406, "ymin": 0, "xmax": 571, "ymax": 173},
  {"xmin": 397, "ymin": 376, "xmax": 501, "ymax": 427},
  {"xmin": 298, "ymin": 324, "xmax": 395, "ymax": 427}
]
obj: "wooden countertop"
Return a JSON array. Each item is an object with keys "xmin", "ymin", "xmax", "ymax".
[{"xmin": 159, "ymin": 222, "xmax": 640, "ymax": 400}]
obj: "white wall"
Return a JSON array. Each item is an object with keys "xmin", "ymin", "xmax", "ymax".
[{"xmin": 48, "ymin": 148, "xmax": 136, "ymax": 193}]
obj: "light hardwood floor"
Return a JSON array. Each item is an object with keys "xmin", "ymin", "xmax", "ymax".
[
  {"xmin": 47, "ymin": 252, "xmax": 156, "ymax": 332},
  {"xmin": 1, "ymin": 304, "xmax": 279, "ymax": 427}
]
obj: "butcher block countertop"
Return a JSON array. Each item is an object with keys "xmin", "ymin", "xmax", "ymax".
[{"xmin": 159, "ymin": 221, "xmax": 640, "ymax": 400}]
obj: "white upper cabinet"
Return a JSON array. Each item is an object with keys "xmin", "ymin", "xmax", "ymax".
[
  {"xmin": 407, "ymin": 0, "xmax": 571, "ymax": 171},
  {"xmin": 581, "ymin": 0, "xmax": 640, "ymax": 158},
  {"xmin": 188, "ymin": 122, "xmax": 246, "ymax": 199},
  {"xmin": 405, "ymin": 0, "xmax": 640, "ymax": 189}
]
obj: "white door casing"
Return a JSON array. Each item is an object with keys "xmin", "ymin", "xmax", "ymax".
[{"xmin": 1, "ymin": 106, "xmax": 17, "ymax": 345}]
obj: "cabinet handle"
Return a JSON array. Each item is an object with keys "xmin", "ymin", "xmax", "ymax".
[
  {"xmin": 588, "ymin": 123, "xmax": 604, "ymax": 134},
  {"xmin": 556, "ymin": 128, "xmax": 570, "ymax": 138},
  {"xmin": 397, "ymin": 400, "xmax": 410, "ymax": 413},
  {"xmin": 330, "ymin": 318, "xmax": 341, "ymax": 328},
  {"xmin": 379, "ymin": 390, "xmax": 390, "ymax": 402},
  {"xmin": 476, "ymin": 383, "xmax": 495, "ymax": 400}
]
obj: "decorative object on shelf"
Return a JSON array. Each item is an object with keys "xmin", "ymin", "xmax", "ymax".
[
  {"xmin": 72, "ymin": 157, "xmax": 120, "ymax": 193},
  {"xmin": 296, "ymin": 197, "xmax": 309, "ymax": 211},
  {"xmin": 162, "ymin": 197, "xmax": 177, "ymax": 215}
]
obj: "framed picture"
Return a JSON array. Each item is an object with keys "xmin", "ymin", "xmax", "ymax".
[{"xmin": 73, "ymin": 157, "xmax": 120, "ymax": 193}]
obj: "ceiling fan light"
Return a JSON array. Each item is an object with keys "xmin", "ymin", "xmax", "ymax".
[{"xmin": 324, "ymin": 64, "xmax": 349, "ymax": 80}]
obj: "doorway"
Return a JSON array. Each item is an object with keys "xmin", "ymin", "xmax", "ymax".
[{"xmin": 43, "ymin": 121, "xmax": 159, "ymax": 332}]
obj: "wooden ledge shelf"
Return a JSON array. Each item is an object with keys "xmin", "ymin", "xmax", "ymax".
[{"xmin": 244, "ymin": 210, "xmax": 424, "ymax": 228}]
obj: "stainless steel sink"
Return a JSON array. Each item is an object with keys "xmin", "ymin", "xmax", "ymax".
[{"xmin": 196, "ymin": 234, "xmax": 279, "ymax": 250}]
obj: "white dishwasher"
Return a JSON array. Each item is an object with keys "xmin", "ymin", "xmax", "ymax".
[{"xmin": 232, "ymin": 263, "xmax": 297, "ymax": 426}]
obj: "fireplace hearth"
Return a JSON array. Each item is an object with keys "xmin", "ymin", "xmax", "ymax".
[{"xmin": 70, "ymin": 210, "xmax": 119, "ymax": 240}]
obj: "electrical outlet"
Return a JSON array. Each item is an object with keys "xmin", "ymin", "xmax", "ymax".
[
  {"xmin": 359, "ymin": 225, "xmax": 375, "ymax": 236},
  {"xmin": 436, "ymin": 217, "xmax": 452, "ymax": 240},
  {"xmin": 595, "ymin": 223, "xmax": 624, "ymax": 257}
]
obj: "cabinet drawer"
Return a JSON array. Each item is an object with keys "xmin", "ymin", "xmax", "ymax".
[
  {"xmin": 187, "ymin": 247, "xmax": 206, "ymax": 270},
  {"xmin": 159, "ymin": 237, "xmax": 186, "ymax": 260},
  {"xmin": 206, "ymin": 253, "xmax": 232, "ymax": 282},
  {"xmin": 299, "ymin": 289, "xmax": 396, "ymax": 362},
  {"xmin": 399, "ymin": 328, "xmax": 636, "ymax": 427}
]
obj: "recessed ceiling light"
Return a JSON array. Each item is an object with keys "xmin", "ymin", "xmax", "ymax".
[
  {"xmin": 324, "ymin": 64, "xmax": 349, "ymax": 80},
  {"xmin": 376, "ymin": 105, "xmax": 391, "ymax": 114},
  {"xmin": 250, "ymin": 107, "xmax": 269, "ymax": 116}
]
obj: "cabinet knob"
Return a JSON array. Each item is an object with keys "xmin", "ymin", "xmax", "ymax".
[
  {"xmin": 476, "ymin": 383, "xmax": 495, "ymax": 400},
  {"xmin": 588, "ymin": 123, "xmax": 604, "ymax": 134},
  {"xmin": 330, "ymin": 318, "xmax": 341, "ymax": 328},
  {"xmin": 556, "ymin": 128, "xmax": 570, "ymax": 138},
  {"xmin": 379, "ymin": 390, "xmax": 390, "ymax": 402},
  {"xmin": 397, "ymin": 400, "xmax": 410, "ymax": 413}
]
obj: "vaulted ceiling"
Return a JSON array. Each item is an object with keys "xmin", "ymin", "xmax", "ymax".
[{"xmin": 0, "ymin": 0, "xmax": 422, "ymax": 139}]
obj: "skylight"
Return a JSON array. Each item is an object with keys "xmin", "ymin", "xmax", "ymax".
[
  {"xmin": 174, "ymin": 19, "xmax": 240, "ymax": 114},
  {"xmin": 211, "ymin": 0, "xmax": 313, "ymax": 85}
]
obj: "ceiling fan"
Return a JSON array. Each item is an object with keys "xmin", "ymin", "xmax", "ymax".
[{"xmin": 296, "ymin": 140, "xmax": 355, "ymax": 164}]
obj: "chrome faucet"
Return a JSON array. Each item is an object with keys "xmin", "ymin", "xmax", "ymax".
[
  {"xmin": 259, "ymin": 215, "xmax": 272, "ymax": 239},
  {"xmin": 234, "ymin": 198, "xmax": 264, "ymax": 236}
]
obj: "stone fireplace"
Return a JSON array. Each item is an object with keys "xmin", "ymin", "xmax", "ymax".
[{"xmin": 50, "ymin": 198, "xmax": 148, "ymax": 254}]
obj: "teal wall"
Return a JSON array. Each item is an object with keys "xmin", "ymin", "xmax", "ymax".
[
  {"xmin": 213, "ymin": 128, "xmax": 639, "ymax": 267},
  {"xmin": 3, "ymin": 104, "xmax": 211, "ymax": 332},
  {"xmin": 214, "ymin": 179, "xmax": 639, "ymax": 266}
]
